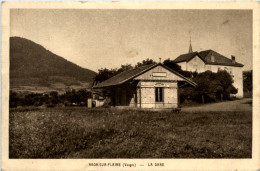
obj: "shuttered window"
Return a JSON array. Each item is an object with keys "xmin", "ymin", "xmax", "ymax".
[{"xmin": 155, "ymin": 87, "xmax": 163, "ymax": 102}]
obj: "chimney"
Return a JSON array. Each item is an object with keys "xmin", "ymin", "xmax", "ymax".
[{"xmin": 231, "ymin": 55, "xmax": 236, "ymax": 63}]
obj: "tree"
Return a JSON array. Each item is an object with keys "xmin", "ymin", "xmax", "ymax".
[
  {"xmin": 77, "ymin": 89, "xmax": 92, "ymax": 102},
  {"xmin": 163, "ymin": 58, "xmax": 193, "ymax": 78},
  {"xmin": 135, "ymin": 58, "xmax": 156, "ymax": 68},
  {"xmin": 163, "ymin": 58, "xmax": 181, "ymax": 72},
  {"xmin": 117, "ymin": 64, "xmax": 133, "ymax": 73},
  {"xmin": 179, "ymin": 86, "xmax": 196, "ymax": 103},
  {"xmin": 216, "ymin": 70, "xmax": 235, "ymax": 99},
  {"xmin": 243, "ymin": 70, "xmax": 252, "ymax": 93},
  {"xmin": 193, "ymin": 71, "xmax": 219, "ymax": 103},
  {"xmin": 49, "ymin": 91, "xmax": 59, "ymax": 105},
  {"xmin": 191, "ymin": 70, "xmax": 237, "ymax": 103},
  {"xmin": 10, "ymin": 91, "xmax": 19, "ymax": 108},
  {"xmin": 94, "ymin": 68, "xmax": 117, "ymax": 83}
]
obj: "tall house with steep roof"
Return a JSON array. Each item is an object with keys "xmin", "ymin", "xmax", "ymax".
[{"xmin": 173, "ymin": 49, "xmax": 244, "ymax": 98}]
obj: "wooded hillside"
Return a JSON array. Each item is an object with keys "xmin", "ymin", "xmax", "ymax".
[{"xmin": 10, "ymin": 37, "xmax": 96, "ymax": 92}]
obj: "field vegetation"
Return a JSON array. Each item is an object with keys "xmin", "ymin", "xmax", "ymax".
[
  {"xmin": 9, "ymin": 89, "xmax": 94, "ymax": 108},
  {"xmin": 9, "ymin": 107, "xmax": 252, "ymax": 158}
]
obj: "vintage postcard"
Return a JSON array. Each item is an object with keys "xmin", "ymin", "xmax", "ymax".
[{"xmin": 1, "ymin": 1, "xmax": 260, "ymax": 170}]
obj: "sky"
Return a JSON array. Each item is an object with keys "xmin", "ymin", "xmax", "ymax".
[{"xmin": 10, "ymin": 9, "xmax": 252, "ymax": 72}]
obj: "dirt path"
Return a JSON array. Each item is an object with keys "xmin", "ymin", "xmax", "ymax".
[{"xmin": 181, "ymin": 98, "xmax": 252, "ymax": 112}]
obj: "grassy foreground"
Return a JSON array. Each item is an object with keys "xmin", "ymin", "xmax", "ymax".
[{"xmin": 9, "ymin": 107, "xmax": 252, "ymax": 158}]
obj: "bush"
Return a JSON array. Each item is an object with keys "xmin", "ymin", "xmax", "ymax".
[
  {"xmin": 179, "ymin": 87, "xmax": 196, "ymax": 103},
  {"xmin": 34, "ymin": 101, "xmax": 43, "ymax": 107},
  {"xmin": 10, "ymin": 102, "xmax": 18, "ymax": 108},
  {"xmin": 46, "ymin": 103, "xmax": 55, "ymax": 108},
  {"xmin": 9, "ymin": 89, "xmax": 93, "ymax": 108},
  {"xmin": 97, "ymin": 97, "xmax": 111, "ymax": 108},
  {"xmin": 180, "ymin": 70, "xmax": 238, "ymax": 104}
]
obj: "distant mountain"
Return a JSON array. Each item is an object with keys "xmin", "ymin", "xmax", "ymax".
[{"xmin": 10, "ymin": 37, "xmax": 97, "ymax": 93}]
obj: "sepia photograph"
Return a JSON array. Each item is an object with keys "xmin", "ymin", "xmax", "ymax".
[{"xmin": 1, "ymin": 1, "xmax": 260, "ymax": 171}]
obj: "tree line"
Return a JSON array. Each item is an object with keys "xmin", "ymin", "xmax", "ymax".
[
  {"xmin": 10, "ymin": 58, "xmax": 239, "ymax": 108},
  {"xmin": 10, "ymin": 89, "xmax": 93, "ymax": 108}
]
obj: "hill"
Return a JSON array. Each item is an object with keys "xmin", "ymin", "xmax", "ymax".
[{"xmin": 10, "ymin": 37, "xmax": 97, "ymax": 93}]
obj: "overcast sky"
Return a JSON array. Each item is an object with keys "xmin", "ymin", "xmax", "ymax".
[{"xmin": 11, "ymin": 9, "xmax": 252, "ymax": 72}]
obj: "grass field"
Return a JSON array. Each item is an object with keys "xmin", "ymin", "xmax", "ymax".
[{"xmin": 9, "ymin": 107, "xmax": 252, "ymax": 158}]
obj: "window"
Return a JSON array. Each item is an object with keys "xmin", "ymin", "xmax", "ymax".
[
  {"xmin": 211, "ymin": 55, "xmax": 215, "ymax": 62},
  {"xmin": 155, "ymin": 87, "xmax": 163, "ymax": 102}
]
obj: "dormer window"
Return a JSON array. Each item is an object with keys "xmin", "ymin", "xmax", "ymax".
[{"xmin": 211, "ymin": 55, "xmax": 215, "ymax": 62}]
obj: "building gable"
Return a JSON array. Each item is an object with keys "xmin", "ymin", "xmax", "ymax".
[
  {"xmin": 134, "ymin": 65, "xmax": 185, "ymax": 81},
  {"xmin": 187, "ymin": 55, "xmax": 205, "ymax": 64},
  {"xmin": 186, "ymin": 55, "xmax": 205, "ymax": 72}
]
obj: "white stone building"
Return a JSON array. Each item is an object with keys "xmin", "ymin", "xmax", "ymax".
[{"xmin": 173, "ymin": 45, "xmax": 244, "ymax": 98}]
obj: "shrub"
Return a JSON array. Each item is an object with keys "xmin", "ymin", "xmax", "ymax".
[
  {"xmin": 9, "ymin": 89, "xmax": 94, "ymax": 108},
  {"xmin": 34, "ymin": 101, "xmax": 43, "ymax": 107},
  {"xmin": 46, "ymin": 103, "xmax": 55, "ymax": 108},
  {"xmin": 180, "ymin": 70, "xmax": 238, "ymax": 104}
]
